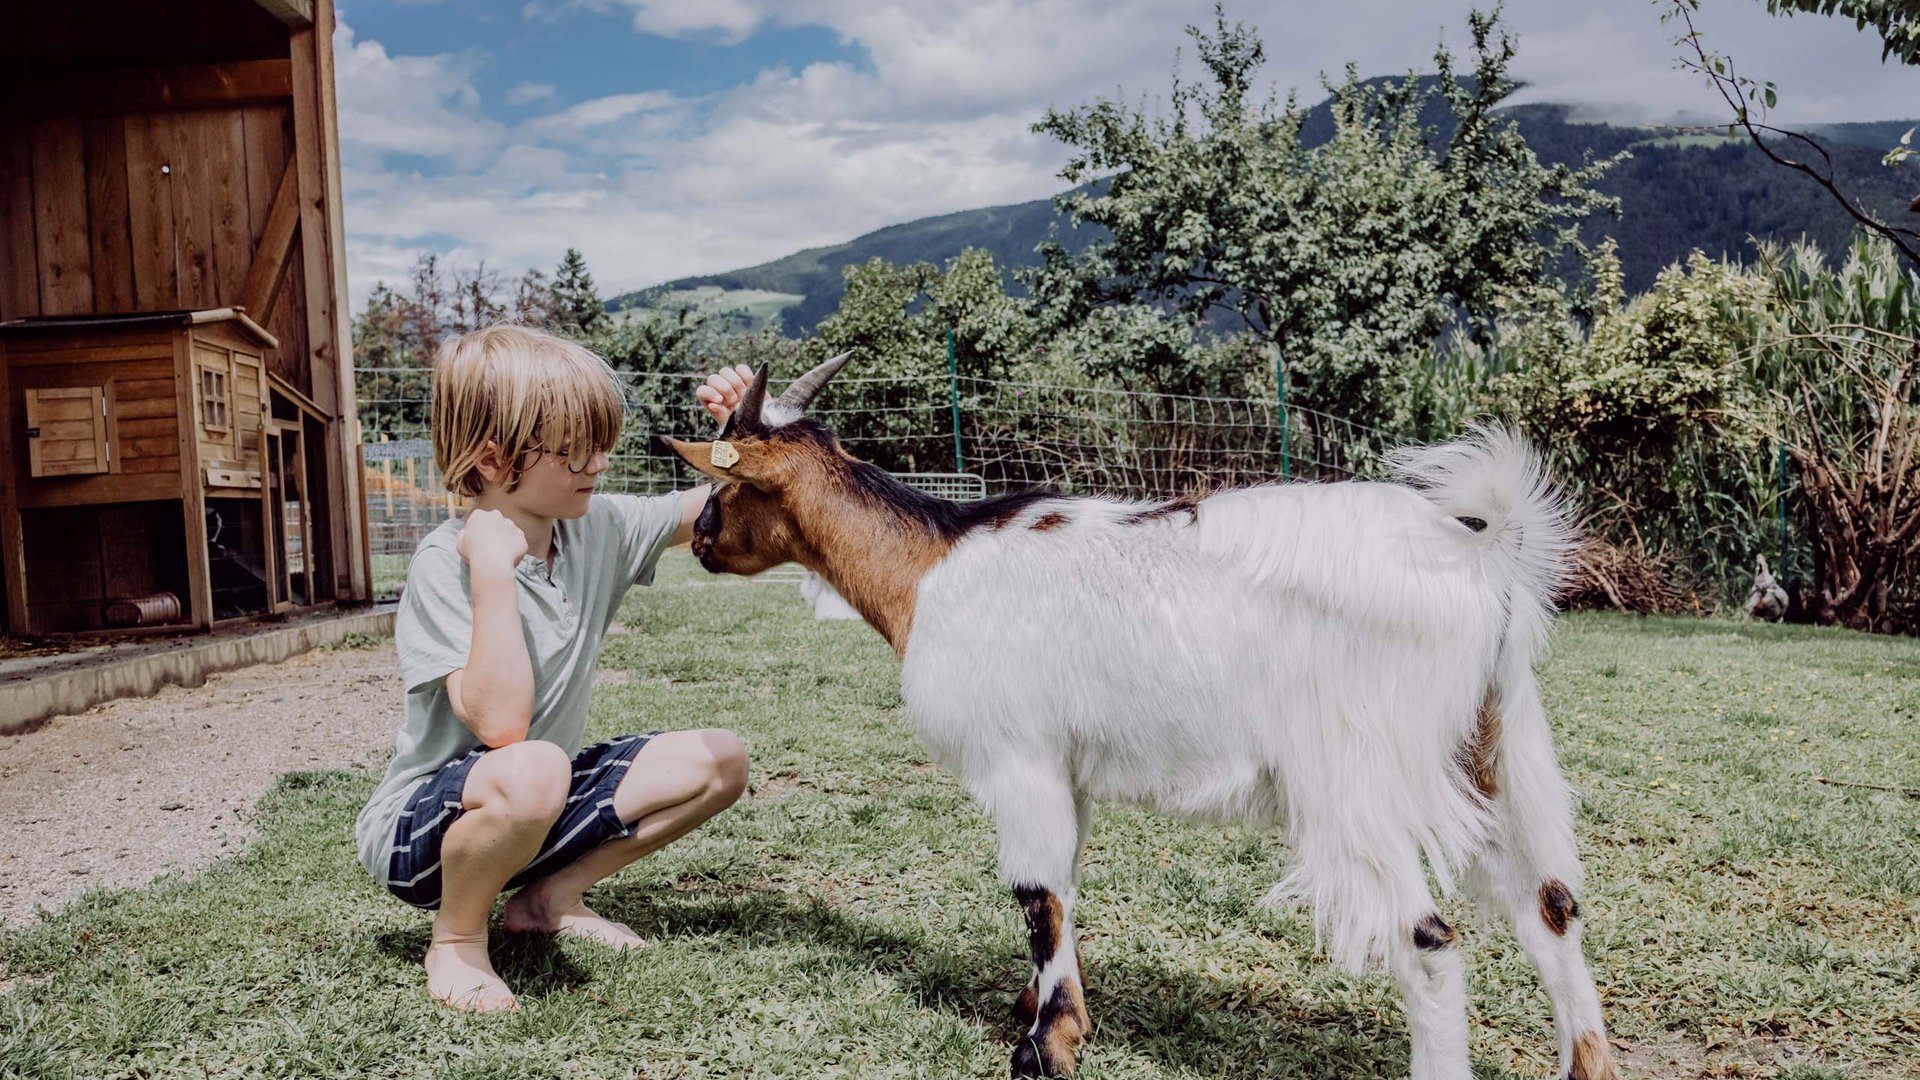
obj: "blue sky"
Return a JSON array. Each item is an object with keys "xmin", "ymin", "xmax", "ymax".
[
  {"xmin": 339, "ymin": 1, "xmax": 866, "ymax": 171},
  {"xmin": 333, "ymin": 0, "xmax": 1919, "ymax": 310}
]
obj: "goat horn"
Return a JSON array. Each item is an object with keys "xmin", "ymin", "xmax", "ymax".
[
  {"xmin": 735, "ymin": 363, "xmax": 773, "ymax": 430},
  {"xmin": 777, "ymin": 351, "xmax": 852, "ymax": 412}
]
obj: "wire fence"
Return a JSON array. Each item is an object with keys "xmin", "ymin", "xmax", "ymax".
[{"xmin": 356, "ymin": 368, "xmax": 1384, "ymax": 595}]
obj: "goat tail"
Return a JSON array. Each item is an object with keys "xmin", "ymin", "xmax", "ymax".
[
  {"xmin": 1390, "ymin": 424, "xmax": 1576, "ymax": 662},
  {"xmin": 1394, "ymin": 426, "xmax": 1585, "ymax": 893}
]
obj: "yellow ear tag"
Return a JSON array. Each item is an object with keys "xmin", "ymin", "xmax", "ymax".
[{"xmin": 710, "ymin": 440, "xmax": 741, "ymax": 469}]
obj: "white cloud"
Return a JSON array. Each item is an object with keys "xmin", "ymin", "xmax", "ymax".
[
  {"xmin": 526, "ymin": 91, "xmax": 681, "ymax": 137},
  {"xmin": 336, "ymin": 2, "xmax": 1920, "ymax": 312},
  {"xmin": 506, "ymin": 81, "xmax": 559, "ymax": 105},
  {"xmin": 589, "ymin": 0, "xmax": 1918, "ymax": 126},
  {"xmin": 332, "ymin": 23, "xmax": 502, "ymax": 169},
  {"xmin": 598, "ymin": 0, "xmax": 769, "ymax": 43}
]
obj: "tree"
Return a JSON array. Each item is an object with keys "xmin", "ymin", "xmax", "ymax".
[
  {"xmin": 1481, "ymin": 241, "xmax": 1773, "ymax": 587},
  {"xmin": 811, "ymin": 250, "xmax": 1040, "ymax": 472},
  {"xmin": 352, "ymin": 281, "xmax": 431, "ymax": 434},
  {"xmin": 552, "ymin": 247, "xmax": 609, "ymax": 335},
  {"xmin": 1026, "ymin": 5, "xmax": 1619, "ymax": 434},
  {"xmin": 1666, "ymin": 0, "xmax": 1920, "ymax": 266},
  {"xmin": 350, "ymin": 254, "xmax": 519, "ymax": 435},
  {"xmin": 1758, "ymin": 0, "xmax": 1920, "ymax": 64},
  {"xmin": 404, "ymin": 254, "xmax": 448, "ymax": 358},
  {"xmin": 448, "ymin": 261, "xmax": 506, "ymax": 332},
  {"xmin": 817, "ymin": 250, "xmax": 1035, "ymax": 383},
  {"xmin": 512, "ymin": 268, "xmax": 562, "ymax": 327},
  {"xmin": 593, "ymin": 300, "xmax": 710, "ymax": 374}
]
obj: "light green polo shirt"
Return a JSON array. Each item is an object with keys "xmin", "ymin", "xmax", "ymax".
[{"xmin": 354, "ymin": 492, "xmax": 684, "ymax": 887}]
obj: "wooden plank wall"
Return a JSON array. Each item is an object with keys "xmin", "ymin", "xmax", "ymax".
[
  {"xmin": 6, "ymin": 336, "xmax": 185, "ymax": 505},
  {"xmin": 241, "ymin": 105, "xmax": 312, "ymax": 391},
  {"xmin": 0, "ymin": 108, "xmax": 312, "ymax": 396}
]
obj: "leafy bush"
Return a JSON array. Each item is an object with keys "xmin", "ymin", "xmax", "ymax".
[{"xmin": 1475, "ymin": 241, "xmax": 1775, "ymax": 600}]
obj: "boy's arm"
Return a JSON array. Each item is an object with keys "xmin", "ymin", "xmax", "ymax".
[
  {"xmin": 667, "ymin": 364, "xmax": 753, "ymax": 547},
  {"xmin": 446, "ymin": 509, "xmax": 535, "ymax": 747}
]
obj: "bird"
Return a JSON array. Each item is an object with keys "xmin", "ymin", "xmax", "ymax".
[{"xmin": 1746, "ymin": 554, "xmax": 1789, "ymax": 621}]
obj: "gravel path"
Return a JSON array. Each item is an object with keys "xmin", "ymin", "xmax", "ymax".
[{"xmin": 0, "ymin": 643, "xmax": 402, "ymax": 926}]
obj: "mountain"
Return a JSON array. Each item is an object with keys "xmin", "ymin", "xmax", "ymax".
[
  {"xmin": 612, "ymin": 193, "xmax": 1107, "ymax": 335},
  {"xmin": 610, "ymin": 84, "xmax": 1919, "ymax": 336}
]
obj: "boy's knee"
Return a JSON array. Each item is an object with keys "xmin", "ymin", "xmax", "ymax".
[
  {"xmin": 698, "ymin": 729, "xmax": 748, "ymax": 805},
  {"xmin": 473, "ymin": 740, "xmax": 571, "ymax": 825}
]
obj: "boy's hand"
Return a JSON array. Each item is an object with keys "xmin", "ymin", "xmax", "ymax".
[
  {"xmin": 694, "ymin": 364, "xmax": 755, "ymax": 426},
  {"xmin": 458, "ymin": 509, "xmax": 529, "ymax": 574}
]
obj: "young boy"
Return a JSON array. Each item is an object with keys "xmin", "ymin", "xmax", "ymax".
[{"xmin": 353, "ymin": 324, "xmax": 756, "ymax": 1012}]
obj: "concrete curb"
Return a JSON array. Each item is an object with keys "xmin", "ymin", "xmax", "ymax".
[{"xmin": 0, "ymin": 607, "xmax": 396, "ymax": 733}]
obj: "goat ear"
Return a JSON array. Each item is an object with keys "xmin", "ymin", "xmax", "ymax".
[{"xmin": 655, "ymin": 434, "xmax": 766, "ymax": 483}]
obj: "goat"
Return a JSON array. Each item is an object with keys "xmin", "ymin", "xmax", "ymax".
[{"xmin": 661, "ymin": 356, "xmax": 1619, "ymax": 1080}]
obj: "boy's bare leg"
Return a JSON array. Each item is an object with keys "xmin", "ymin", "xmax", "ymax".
[
  {"xmin": 427, "ymin": 740, "xmax": 572, "ymax": 1012},
  {"xmin": 503, "ymin": 729, "xmax": 748, "ymax": 948}
]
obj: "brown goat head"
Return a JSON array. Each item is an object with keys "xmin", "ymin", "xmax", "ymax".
[{"xmin": 657, "ymin": 352, "xmax": 853, "ymax": 576}]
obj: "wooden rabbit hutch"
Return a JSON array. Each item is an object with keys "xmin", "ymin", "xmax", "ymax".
[{"xmin": 0, "ymin": 0, "xmax": 370, "ymax": 636}]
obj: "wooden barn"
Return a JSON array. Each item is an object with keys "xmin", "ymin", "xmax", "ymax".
[{"xmin": 0, "ymin": 0, "xmax": 370, "ymax": 635}]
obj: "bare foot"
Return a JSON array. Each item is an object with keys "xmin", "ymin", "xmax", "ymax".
[
  {"xmin": 424, "ymin": 930, "xmax": 518, "ymax": 1012},
  {"xmin": 503, "ymin": 890, "xmax": 649, "ymax": 950}
]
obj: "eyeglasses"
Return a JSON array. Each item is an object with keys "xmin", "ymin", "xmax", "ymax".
[{"xmin": 521, "ymin": 443, "xmax": 604, "ymax": 475}]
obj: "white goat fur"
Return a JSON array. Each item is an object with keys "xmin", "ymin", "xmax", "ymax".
[{"xmin": 892, "ymin": 428, "xmax": 1609, "ymax": 1078}]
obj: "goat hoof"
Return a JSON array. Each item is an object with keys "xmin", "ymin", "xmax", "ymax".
[{"xmin": 1010, "ymin": 1036, "xmax": 1075, "ymax": 1078}]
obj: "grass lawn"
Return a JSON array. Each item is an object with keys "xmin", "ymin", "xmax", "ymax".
[{"xmin": 3, "ymin": 550, "xmax": 1917, "ymax": 1079}]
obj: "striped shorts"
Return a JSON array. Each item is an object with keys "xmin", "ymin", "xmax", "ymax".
[{"xmin": 384, "ymin": 732, "xmax": 660, "ymax": 910}]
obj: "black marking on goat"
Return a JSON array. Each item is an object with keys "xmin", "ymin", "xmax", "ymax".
[
  {"xmin": 1539, "ymin": 880, "xmax": 1580, "ymax": 936},
  {"xmin": 1030, "ymin": 512, "xmax": 1069, "ymax": 532},
  {"xmin": 1014, "ymin": 884, "xmax": 1062, "ymax": 963},
  {"xmin": 691, "ymin": 495, "xmax": 723, "ymax": 571},
  {"xmin": 1413, "ymin": 913, "xmax": 1456, "ymax": 951},
  {"xmin": 1126, "ymin": 495, "xmax": 1200, "ymax": 525},
  {"xmin": 1010, "ymin": 884, "xmax": 1087, "ymax": 1076},
  {"xmin": 769, "ymin": 419, "xmax": 1059, "ymax": 542},
  {"xmin": 1457, "ymin": 515, "xmax": 1488, "ymax": 532},
  {"xmin": 844, "ymin": 458, "xmax": 1057, "ymax": 540}
]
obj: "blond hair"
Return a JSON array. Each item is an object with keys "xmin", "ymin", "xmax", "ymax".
[{"xmin": 431, "ymin": 324, "xmax": 625, "ymax": 496}]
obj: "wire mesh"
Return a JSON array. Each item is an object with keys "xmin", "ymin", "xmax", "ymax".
[
  {"xmin": 954, "ymin": 376, "xmax": 1381, "ymax": 494},
  {"xmin": 355, "ymin": 366, "xmax": 1381, "ymax": 595}
]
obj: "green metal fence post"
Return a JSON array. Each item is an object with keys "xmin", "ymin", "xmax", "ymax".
[
  {"xmin": 1275, "ymin": 343, "xmax": 1291, "ymax": 480},
  {"xmin": 947, "ymin": 328, "xmax": 965, "ymax": 473}
]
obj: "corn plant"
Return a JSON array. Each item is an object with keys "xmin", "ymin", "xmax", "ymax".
[{"xmin": 1747, "ymin": 237, "xmax": 1920, "ymax": 632}]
